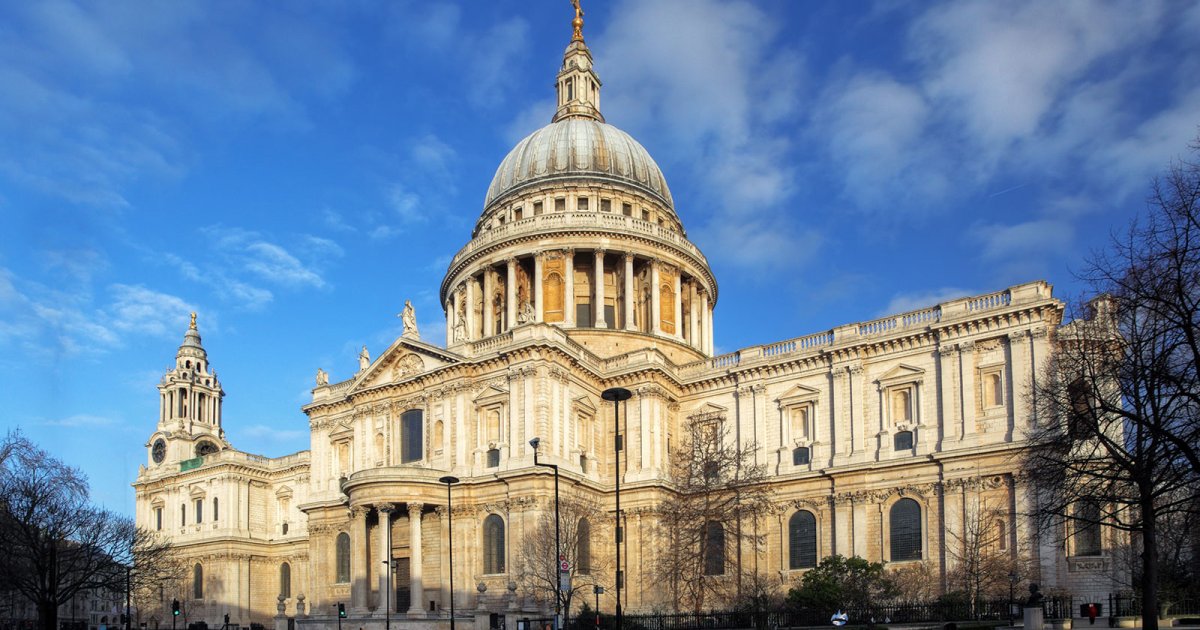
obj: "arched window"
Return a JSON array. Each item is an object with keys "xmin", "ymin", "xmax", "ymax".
[
  {"xmin": 193, "ymin": 563, "xmax": 204, "ymax": 599},
  {"xmin": 401, "ymin": 409, "xmax": 423, "ymax": 463},
  {"xmin": 792, "ymin": 446, "xmax": 810, "ymax": 466},
  {"xmin": 483, "ymin": 514, "xmax": 506, "ymax": 574},
  {"xmin": 213, "ymin": 497, "xmax": 219, "ymax": 521},
  {"xmin": 181, "ymin": 504, "xmax": 186, "ymax": 526},
  {"xmin": 996, "ymin": 519, "xmax": 1008, "ymax": 551},
  {"xmin": 788, "ymin": 511, "xmax": 817, "ymax": 569},
  {"xmin": 195, "ymin": 499, "xmax": 203, "ymax": 523},
  {"xmin": 890, "ymin": 498, "xmax": 922, "ymax": 561},
  {"xmin": 280, "ymin": 562, "xmax": 291, "ymax": 598},
  {"xmin": 486, "ymin": 448, "xmax": 500, "ymax": 468},
  {"xmin": 335, "ymin": 532, "xmax": 351, "ymax": 583},
  {"xmin": 577, "ymin": 518, "xmax": 592, "ymax": 574},
  {"xmin": 894, "ymin": 431, "xmax": 914, "ymax": 451},
  {"xmin": 433, "ymin": 420, "xmax": 444, "ymax": 451},
  {"xmin": 703, "ymin": 521, "xmax": 725, "ymax": 575},
  {"xmin": 892, "ymin": 389, "xmax": 912, "ymax": 423}
]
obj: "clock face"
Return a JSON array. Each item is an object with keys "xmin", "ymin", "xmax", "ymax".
[{"xmin": 152, "ymin": 439, "xmax": 167, "ymax": 464}]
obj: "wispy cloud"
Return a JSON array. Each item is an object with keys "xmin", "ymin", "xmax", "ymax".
[
  {"xmin": 881, "ymin": 288, "xmax": 975, "ymax": 317},
  {"xmin": 41, "ymin": 413, "xmax": 121, "ymax": 428}
]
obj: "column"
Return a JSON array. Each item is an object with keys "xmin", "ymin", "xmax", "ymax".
[
  {"xmin": 623, "ymin": 253, "xmax": 635, "ymax": 331},
  {"xmin": 350, "ymin": 506, "xmax": 369, "ymax": 611},
  {"xmin": 937, "ymin": 345, "xmax": 958, "ymax": 445},
  {"xmin": 377, "ymin": 504, "xmax": 395, "ymax": 613},
  {"xmin": 437, "ymin": 506, "xmax": 450, "ymax": 612},
  {"xmin": 689, "ymin": 282, "xmax": 700, "ymax": 350},
  {"xmin": 466, "ymin": 277, "xmax": 477, "ymax": 341},
  {"xmin": 673, "ymin": 271, "xmax": 683, "ymax": 340},
  {"xmin": 650, "ymin": 260, "xmax": 661, "ymax": 336},
  {"xmin": 445, "ymin": 297, "xmax": 454, "ymax": 347},
  {"xmin": 594, "ymin": 250, "xmax": 607, "ymax": 328},
  {"xmin": 534, "ymin": 252, "xmax": 544, "ymax": 323},
  {"xmin": 699, "ymin": 290, "xmax": 710, "ymax": 354},
  {"xmin": 564, "ymin": 250, "xmax": 575, "ymax": 326},
  {"xmin": 959, "ymin": 341, "xmax": 976, "ymax": 442},
  {"xmin": 407, "ymin": 503, "xmax": 425, "ymax": 617},
  {"xmin": 483, "ymin": 267, "xmax": 494, "ymax": 337},
  {"xmin": 505, "ymin": 258, "xmax": 517, "ymax": 331}
]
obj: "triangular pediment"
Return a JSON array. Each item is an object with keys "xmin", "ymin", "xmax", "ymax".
[
  {"xmin": 776, "ymin": 383, "xmax": 821, "ymax": 405},
  {"xmin": 686, "ymin": 402, "xmax": 727, "ymax": 421},
  {"xmin": 353, "ymin": 337, "xmax": 462, "ymax": 392},
  {"xmin": 573, "ymin": 395, "xmax": 597, "ymax": 414},
  {"xmin": 473, "ymin": 384, "xmax": 509, "ymax": 406},
  {"xmin": 876, "ymin": 363, "xmax": 925, "ymax": 385}
]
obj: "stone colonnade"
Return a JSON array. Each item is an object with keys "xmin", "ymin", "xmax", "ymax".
[
  {"xmin": 348, "ymin": 501, "xmax": 437, "ymax": 618},
  {"xmin": 447, "ymin": 249, "xmax": 714, "ymax": 353}
]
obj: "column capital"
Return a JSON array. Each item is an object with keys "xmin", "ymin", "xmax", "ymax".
[
  {"xmin": 349, "ymin": 505, "xmax": 369, "ymax": 519},
  {"xmin": 595, "ymin": 248, "xmax": 607, "ymax": 257},
  {"xmin": 408, "ymin": 502, "xmax": 424, "ymax": 516},
  {"xmin": 624, "ymin": 251, "xmax": 635, "ymax": 262},
  {"xmin": 506, "ymin": 257, "xmax": 517, "ymax": 266},
  {"xmin": 376, "ymin": 503, "xmax": 397, "ymax": 514}
]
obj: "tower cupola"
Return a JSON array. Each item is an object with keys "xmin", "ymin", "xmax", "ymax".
[
  {"xmin": 156, "ymin": 313, "xmax": 225, "ymax": 443},
  {"xmin": 553, "ymin": 1, "xmax": 603, "ymax": 123}
]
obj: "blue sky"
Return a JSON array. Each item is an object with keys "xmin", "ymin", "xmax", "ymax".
[{"xmin": 1, "ymin": 0, "xmax": 1197, "ymax": 516}]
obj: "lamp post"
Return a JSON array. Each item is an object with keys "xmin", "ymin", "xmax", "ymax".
[
  {"xmin": 600, "ymin": 387, "xmax": 631, "ymax": 630},
  {"xmin": 439, "ymin": 476, "xmax": 460, "ymax": 630},
  {"xmin": 383, "ymin": 559, "xmax": 392, "ymax": 630},
  {"xmin": 529, "ymin": 437, "xmax": 561, "ymax": 630},
  {"xmin": 1008, "ymin": 571, "xmax": 1019, "ymax": 623}
]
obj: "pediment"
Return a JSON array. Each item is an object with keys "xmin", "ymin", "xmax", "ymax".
[
  {"xmin": 876, "ymin": 363, "xmax": 925, "ymax": 385},
  {"xmin": 776, "ymin": 383, "xmax": 821, "ymax": 406},
  {"xmin": 687, "ymin": 402, "xmax": 727, "ymax": 421},
  {"xmin": 353, "ymin": 337, "xmax": 462, "ymax": 392},
  {"xmin": 276, "ymin": 485, "xmax": 293, "ymax": 499},
  {"xmin": 474, "ymin": 384, "xmax": 509, "ymax": 406},
  {"xmin": 188, "ymin": 484, "xmax": 207, "ymax": 498},
  {"xmin": 573, "ymin": 395, "xmax": 597, "ymax": 414}
]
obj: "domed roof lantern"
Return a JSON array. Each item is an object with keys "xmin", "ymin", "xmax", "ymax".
[
  {"xmin": 176, "ymin": 312, "xmax": 208, "ymax": 363},
  {"xmin": 553, "ymin": 1, "xmax": 604, "ymax": 124}
]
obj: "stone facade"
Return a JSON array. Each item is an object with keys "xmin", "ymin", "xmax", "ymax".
[{"xmin": 133, "ymin": 14, "xmax": 1124, "ymax": 630}]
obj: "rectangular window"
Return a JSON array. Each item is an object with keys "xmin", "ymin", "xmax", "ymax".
[
  {"xmin": 195, "ymin": 499, "xmax": 203, "ymax": 524},
  {"xmin": 156, "ymin": 508, "xmax": 163, "ymax": 531},
  {"xmin": 641, "ymin": 209, "xmax": 650, "ymax": 221},
  {"xmin": 514, "ymin": 206, "xmax": 523, "ymax": 220},
  {"xmin": 577, "ymin": 197, "xmax": 589, "ymax": 211},
  {"xmin": 615, "ymin": 434, "xmax": 623, "ymax": 451},
  {"xmin": 604, "ymin": 305, "xmax": 616, "ymax": 328},
  {"xmin": 555, "ymin": 198, "xmax": 566, "ymax": 212},
  {"xmin": 402, "ymin": 409, "xmax": 424, "ymax": 463},
  {"xmin": 181, "ymin": 504, "xmax": 186, "ymax": 526},
  {"xmin": 486, "ymin": 448, "xmax": 500, "ymax": 468},
  {"xmin": 622, "ymin": 203, "xmax": 632, "ymax": 216},
  {"xmin": 534, "ymin": 201, "xmax": 543, "ymax": 216},
  {"xmin": 600, "ymin": 199, "xmax": 611, "ymax": 212},
  {"xmin": 576, "ymin": 303, "xmax": 593, "ymax": 327}
]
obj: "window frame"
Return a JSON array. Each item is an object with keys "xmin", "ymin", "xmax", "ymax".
[
  {"xmin": 483, "ymin": 514, "xmax": 506, "ymax": 574},
  {"xmin": 788, "ymin": 510, "xmax": 818, "ymax": 569},
  {"xmin": 889, "ymin": 498, "xmax": 923, "ymax": 562}
]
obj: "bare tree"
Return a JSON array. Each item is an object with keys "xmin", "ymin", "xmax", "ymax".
[
  {"xmin": 1025, "ymin": 138, "xmax": 1200, "ymax": 630},
  {"xmin": 0, "ymin": 432, "xmax": 183, "ymax": 630},
  {"xmin": 945, "ymin": 501, "xmax": 1035, "ymax": 610},
  {"xmin": 653, "ymin": 416, "xmax": 774, "ymax": 613},
  {"xmin": 516, "ymin": 497, "xmax": 611, "ymax": 620}
]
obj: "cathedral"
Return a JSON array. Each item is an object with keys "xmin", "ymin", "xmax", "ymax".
[{"xmin": 133, "ymin": 9, "xmax": 1120, "ymax": 630}]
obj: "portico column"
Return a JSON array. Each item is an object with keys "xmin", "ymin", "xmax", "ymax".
[
  {"xmin": 445, "ymin": 297, "xmax": 454, "ymax": 347},
  {"xmin": 505, "ymin": 258, "xmax": 517, "ymax": 331},
  {"xmin": 700, "ymin": 291, "xmax": 711, "ymax": 354},
  {"xmin": 534, "ymin": 252, "xmax": 544, "ymax": 323},
  {"xmin": 377, "ymin": 504, "xmax": 395, "ymax": 613},
  {"xmin": 593, "ymin": 249, "xmax": 607, "ymax": 328},
  {"xmin": 689, "ymin": 281, "xmax": 700, "ymax": 349},
  {"xmin": 483, "ymin": 266, "xmax": 494, "ymax": 337},
  {"xmin": 650, "ymin": 260, "xmax": 662, "ymax": 336},
  {"xmin": 466, "ymin": 277, "xmax": 477, "ymax": 341},
  {"xmin": 673, "ymin": 271, "xmax": 683, "ymax": 340},
  {"xmin": 564, "ymin": 250, "xmax": 575, "ymax": 326},
  {"xmin": 350, "ymin": 506, "xmax": 369, "ymax": 611},
  {"xmin": 623, "ymin": 253, "xmax": 636, "ymax": 331},
  {"xmin": 407, "ymin": 503, "xmax": 425, "ymax": 617}
]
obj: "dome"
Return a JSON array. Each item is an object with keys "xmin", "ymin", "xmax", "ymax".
[{"xmin": 484, "ymin": 118, "xmax": 674, "ymax": 212}]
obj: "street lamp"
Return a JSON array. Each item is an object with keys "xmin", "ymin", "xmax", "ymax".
[
  {"xmin": 439, "ymin": 476, "xmax": 461, "ymax": 630},
  {"xmin": 383, "ymin": 559, "xmax": 393, "ymax": 630},
  {"xmin": 529, "ymin": 437, "xmax": 562, "ymax": 630},
  {"xmin": 593, "ymin": 585, "xmax": 604, "ymax": 630},
  {"xmin": 1008, "ymin": 571, "xmax": 1019, "ymax": 623},
  {"xmin": 600, "ymin": 387, "xmax": 631, "ymax": 630}
]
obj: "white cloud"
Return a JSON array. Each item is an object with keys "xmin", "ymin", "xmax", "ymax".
[
  {"xmin": 467, "ymin": 18, "xmax": 531, "ymax": 108},
  {"xmin": 106, "ymin": 284, "xmax": 196, "ymax": 337},
  {"xmin": 974, "ymin": 219, "xmax": 1075, "ymax": 262},
  {"xmin": 41, "ymin": 413, "xmax": 120, "ymax": 428}
]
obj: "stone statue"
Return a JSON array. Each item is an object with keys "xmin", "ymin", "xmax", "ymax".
[
  {"xmin": 1025, "ymin": 582, "xmax": 1044, "ymax": 607},
  {"xmin": 315, "ymin": 368, "xmax": 328, "ymax": 386},
  {"xmin": 453, "ymin": 312, "xmax": 467, "ymax": 343},
  {"xmin": 518, "ymin": 298, "xmax": 536, "ymax": 324},
  {"xmin": 400, "ymin": 300, "xmax": 420, "ymax": 339},
  {"xmin": 358, "ymin": 345, "xmax": 370, "ymax": 371}
]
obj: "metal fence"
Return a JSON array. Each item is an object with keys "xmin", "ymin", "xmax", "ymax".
[
  {"xmin": 1109, "ymin": 595, "xmax": 1200, "ymax": 618},
  {"xmin": 572, "ymin": 596, "xmax": 1081, "ymax": 630}
]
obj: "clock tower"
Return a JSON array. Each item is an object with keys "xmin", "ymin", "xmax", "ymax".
[{"xmin": 146, "ymin": 313, "xmax": 227, "ymax": 468}]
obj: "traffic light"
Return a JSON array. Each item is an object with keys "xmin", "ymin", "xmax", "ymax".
[
  {"xmin": 337, "ymin": 603, "xmax": 346, "ymax": 618},
  {"xmin": 172, "ymin": 600, "xmax": 180, "ymax": 616}
]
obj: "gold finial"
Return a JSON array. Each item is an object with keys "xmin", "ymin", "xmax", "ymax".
[
  {"xmin": 571, "ymin": 0, "xmax": 584, "ymax": 41},
  {"xmin": 189, "ymin": 312, "xmax": 197, "ymax": 329}
]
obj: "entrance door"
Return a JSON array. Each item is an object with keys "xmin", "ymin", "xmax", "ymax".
[{"xmin": 394, "ymin": 557, "xmax": 411, "ymax": 612}]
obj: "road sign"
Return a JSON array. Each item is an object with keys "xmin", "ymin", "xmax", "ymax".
[{"xmin": 560, "ymin": 560, "xmax": 570, "ymax": 571}]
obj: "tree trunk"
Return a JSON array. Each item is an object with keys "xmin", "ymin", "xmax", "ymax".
[
  {"xmin": 38, "ymin": 598, "xmax": 58, "ymax": 630},
  {"xmin": 1141, "ymin": 501, "xmax": 1159, "ymax": 630}
]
